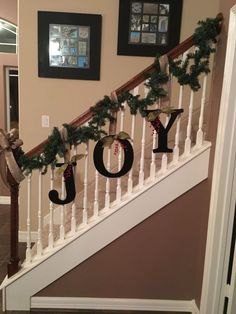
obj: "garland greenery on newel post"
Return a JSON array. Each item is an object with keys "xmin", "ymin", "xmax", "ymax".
[{"xmin": 18, "ymin": 15, "xmax": 222, "ymax": 174}]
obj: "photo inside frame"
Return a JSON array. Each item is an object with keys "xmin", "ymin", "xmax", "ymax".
[
  {"xmin": 38, "ymin": 11, "xmax": 102, "ymax": 80},
  {"xmin": 49, "ymin": 24, "xmax": 90, "ymax": 69},
  {"xmin": 129, "ymin": 1, "xmax": 170, "ymax": 45},
  {"xmin": 117, "ymin": 0, "xmax": 182, "ymax": 56}
]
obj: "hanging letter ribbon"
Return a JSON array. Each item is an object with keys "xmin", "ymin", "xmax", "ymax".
[
  {"xmin": 146, "ymin": 109, "xmax": 184, "ymax": 153},
  {"xmin": 159, "ymin": 54, "xmax": 171, "ymax": 107},
  {"xmin": 48, "ymin": 163, "xmax": 76, "ymax": 205},
  {"xmin": 48, "ymin": 126, "xmax": 77, "ymax": 205}
]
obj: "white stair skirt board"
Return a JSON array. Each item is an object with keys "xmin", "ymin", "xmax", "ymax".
[
  {"xmin": 1, "ymin": 143, "xmax": 211, "ymax": 311},
  {"xmin": 31, "ymin": 297, "xmax": 199, "ymax": 313},
  {"xmin": 0, "ymin": 196, "xmax": 10, "ymax": 205}
]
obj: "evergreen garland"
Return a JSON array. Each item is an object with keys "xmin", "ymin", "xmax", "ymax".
[
  {"xmin": 18, "ymin": 15, "xmax": 222, "ymax": 174},
  {"xmin": 168, "ymin": 15, "xmax": 222, "ymax": 91}
]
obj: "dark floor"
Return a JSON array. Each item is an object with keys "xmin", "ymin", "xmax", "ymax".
[{"xmin": 0, "ymin": 205, "xmax": 189, "ymax": 314}]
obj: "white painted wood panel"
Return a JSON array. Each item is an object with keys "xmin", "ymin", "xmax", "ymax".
[{"xmin": 2, "ymin": 144, "xmax": 211, "ymax": 311}]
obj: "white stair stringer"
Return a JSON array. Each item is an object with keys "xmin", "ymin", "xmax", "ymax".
[{"xmin": 1, "ymin": 142, "xmax": 211, "ymax": 311}]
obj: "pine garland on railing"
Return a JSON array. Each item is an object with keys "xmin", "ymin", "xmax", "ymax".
[
  {"xmin": 169, "ymin": 16, "xmax": 221, "ymax": 91},
  {"xmin": 18, "ymin": 15, "xmax": 222, "ymax": 174}
]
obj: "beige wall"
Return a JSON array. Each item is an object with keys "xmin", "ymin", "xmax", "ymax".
[
  {"xmin": 19, "ymin": 0, "xmax": 150, "ymax": 151},
  {"xmin": 0, "ymin": 0, "xmax": 18, "ymax": 125},
  {"xmin": 180, "ymin": 0, "xmax": 220, "ymax": 41},
  {"xmin": 0, "ymin": 0, "xmax": 17, "ymax": 24},
  {"xmin": 0, "ymin": 0, "xmax": 17, "ymax": 196},
  {"xmin": 37, "ymin": 179, "xmax": 212, "ymax": 302},
  {"xmin": 19, "ymin": 0, "xmax": 219, "ymax": 152}
]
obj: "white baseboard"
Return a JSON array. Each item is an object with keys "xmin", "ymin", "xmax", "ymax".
[
  {"xmin": 192, "ymin": 300, "xmax": 200, "ymax": 314},
  {"xmin": 31, "ymin": 297, "xmax": 198, "ymax": 313},
  {"xmin": 0, "ymin": 196, "xmax": 10, "ymax": 205},
  {"xmin": 18, "ymin": 231, "xmax": 38, "ymax": 243}
]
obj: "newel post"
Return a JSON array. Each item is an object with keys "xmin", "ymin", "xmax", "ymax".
[{"xmin": 7, "ymin": 150, "xmax": 21, "ymax": 278}]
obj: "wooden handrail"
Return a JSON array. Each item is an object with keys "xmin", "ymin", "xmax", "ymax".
[
  {"xmin": 26, "ymin": 36, "xmax": 194, "ymax": 158},
  {"xmin": 26, "ymin": 109, "xmax": 93, "ymax": 158},
  {"xmin": 116, "ymin": 35, "xmax": 194, "ymax": 94},
  {"xmin": 26, "ymin": 13, "xmax": 223, "ymax": 158}
]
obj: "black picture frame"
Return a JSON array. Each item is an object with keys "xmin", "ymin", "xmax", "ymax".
[
  {"xmin": 38, "ymin": 11, "xmax": 102, "ymax": 80},
  {"xmin": 117, "ymin": 0, "xmax": 183, "ymax": 57}
]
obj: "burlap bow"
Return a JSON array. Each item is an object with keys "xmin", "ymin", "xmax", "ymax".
[
  {"xmin": 159, "ymin": 54, "xmax": 171, "ymax": 107},
  {"xmin": 60, "ymin": 126, "xmax": 70, "ymax": 163},
  {"xmin": 0, "ymin": 129, "xmax": 25, "ymax": 187},
  {"xmin": 56, "ymin": 126, "xmax": 84, "ymax": 175},
  {"xmin": 109, "ymin": 91, "xmax": 118, "ymax": 135}
]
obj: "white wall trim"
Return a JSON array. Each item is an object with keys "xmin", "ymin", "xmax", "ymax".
[
  {"xmin": 2, "ymin": 287, "xmax": 5, "ymax": 313},
  {"xmin": 18, "ymin": 231, "xmax": 38, "ymax": 243},
  {"xmin": 0, "ymin": 196, "xmax": 10, "ymax": 205},
  {"xmin": 200, "ymin": 5, "xmax": 236, "ymax": 314},
  {"xmin": 1, "ymin": 144, "xmax": 211, "ymax": 311},
  {"xmin": 31, "ymin": 297, "xmax": 197, "ymax": 313},
  {"xmin": 191, "ymin": 300, "xmax": 200, "ymax": 314}
]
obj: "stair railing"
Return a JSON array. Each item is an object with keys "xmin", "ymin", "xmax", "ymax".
[{"xmin": 5, "ymin": 15, "xmax": 222, "ymax": 278}]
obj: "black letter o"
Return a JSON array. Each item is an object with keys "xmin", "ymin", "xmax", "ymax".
[{"xmin": 93, "ymin": 139, "xmax": 134, "ymax": 178}]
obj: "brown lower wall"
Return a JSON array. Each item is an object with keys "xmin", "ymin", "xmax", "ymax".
[{"xmin": 37, "ymin": 179, "xmax": 211, "ymax": 301}]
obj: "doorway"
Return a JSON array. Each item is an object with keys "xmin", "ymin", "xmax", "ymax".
[{"xmin": 5, "ymin": 67, "xmax": 18, "ymax": 131}]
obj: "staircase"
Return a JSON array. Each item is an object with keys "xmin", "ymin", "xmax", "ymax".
[{"xmin": 0, "ymin": 18, "xmax": 221, "ymax": 312}]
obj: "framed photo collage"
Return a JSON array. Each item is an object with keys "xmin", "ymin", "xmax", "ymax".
[
  {"xmin": 38, "ymin": 2, "xmax": 183, "ymax": 80},
  {"xmin": 129, "ymin": 2, "xmax": 170, "ymax": 46},
  {"xmin": 118, "ymin": 0, "xmax": 183, "ymax": 57},
  {"xmin": 38, "ymin": 11, "xmax": 102, "ymax": 80}
]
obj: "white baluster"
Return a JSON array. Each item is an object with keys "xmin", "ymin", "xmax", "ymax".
[
  {"xmin": 161, "ymin": 153, "xmax": 168, "ymax": 173},
  {"xmin": 60, "ymin": 176, "xmax": 65, "ymax": 241},
  {"xmin": 93, "ymin": 169, "xmax": 99, "ymax": 218},
  {"xmin": 139, "ymin": 84, "xmax": 149, "ymax": 187},
  {"xmin": 82, "ymin": 142, "xmax": 89, "ymax": 225},
  {"xmin": 150, "ymin": 102, "xmax": 158, "ymax": 180},
  {"xmin": 116, "ymin": 105, "xmax": 126, "ymax": 202},
  {"xmin": 26, "ymin": 173, "xmax": 32, "ymax": 264},
  {"xmin": 70, "ymin": 146, "xmax": 77, "ymax": 235},
  {"xmin": 159, "ymin": 116, "xmax": 169, "ymax": 173},
  {"xmin": 139, "ymin": 117, "xmax": 146, "ymax": 187},
  {"xmin": 196, "ymin": 74, "xmax": 208, "ymax": 147},
  {"xmin": 150, "ymin": 129, "xmax": 157, "ymax": 180},
  {"xmin": 173, "ymin": 51, "xmax": 188, "ymax": 163},
  {"xmin": 173, "ymin": 85, "xmax": 184, "ymax": 163},
  {"xmin": 127, "ymin": 86, "xmax": 139, "ymax": 194},
  {"xmin": 37, "ymin": 170, "xmax": 43, "ymax": 256},
  {"xmin": 128, "ymin": 114, "xmax": 135, "ymax": 194},
  {"xmin": 105, "ymin": 148, "xmax": 111, "ymax": 210},
  {"xmin": 48, "ymin": 167, "xmax": 54, "ymax": 249},
  {"xmin": 184, "ymin": 90, "xmax": 195, "ymax": 156},
  {"xmin": 70, "ymin": 202, "xmax": 76, "ymax": 234}
]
